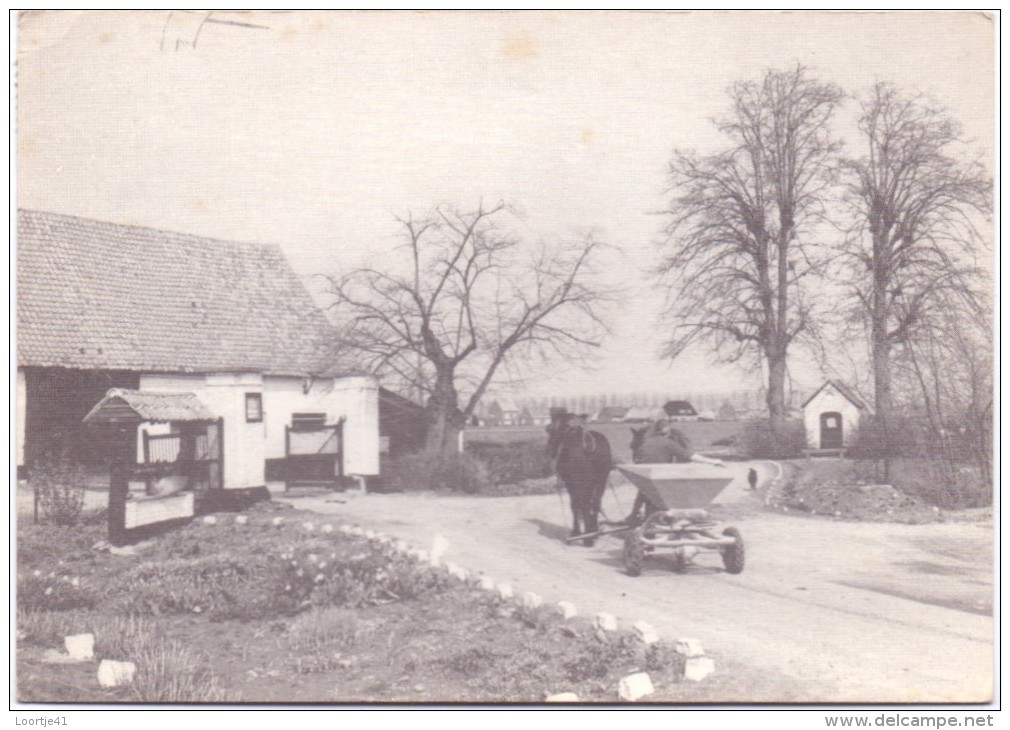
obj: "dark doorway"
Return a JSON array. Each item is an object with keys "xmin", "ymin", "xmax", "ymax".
[
  {"xmin": 23, "ymin": 367, "xmax": 140, "ymax": 472},
  {"xmin": 820, "ymin": 411, "xmax": 844, "ymax": 449}
]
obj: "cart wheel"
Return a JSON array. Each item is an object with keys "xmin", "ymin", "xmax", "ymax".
[
  {"xmin": 624, "ymin": 531, "xmax": 646, "ymax": 577},
  {"xmin": 721, "ymin": 527, "xmax": 745, "ymax": 574}
]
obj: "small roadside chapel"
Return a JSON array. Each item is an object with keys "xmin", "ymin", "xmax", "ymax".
[{"xmin": 801, "ymin": 380, "xmax": 870, "ymax": 455}]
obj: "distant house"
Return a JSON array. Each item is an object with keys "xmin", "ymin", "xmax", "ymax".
[
  {"xmin": 497, "ymin": 398, "xmax": 521, "ymax": 426},
  {"xmin": 717, "ymin": 400, "xmax": 737, "ymax": 421},
  {"xmin": 663, "ymin": 400, "xmax": 699, "ymax": 421},
  {"xmin": 593, "ymin": 405, "xmax": 629, "ymax": 423},
  {"xmin": 16, "ymin": 210, "xmax": 380, "ymax": 495},
  {"xmin": 527, "ymin": 407, "xmax": 553, "ymax": 426},
  {"xmin": 801, "ymin": 380, "xmax": 870, "ymax": 450},
  {"xmin": 623, "ymin": 406, "xmax": 663, "ymax": 423},
  {"xmin": 516, "ymin": 407, "xmax": 535, "ymax": 426}
]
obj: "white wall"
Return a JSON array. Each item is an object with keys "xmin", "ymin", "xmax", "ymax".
[
  {"xmin": 17, "ymin": 368, "xmax": 26, "ymax": 468},
  {"xmin": 263, "ymin": 374, "xmax": 380, "ymax": 477},
  {"xmin": 139, "ymin": 372, "xmax": 266, "ymax": 490},
  {"xmin": 803, "ymin": 385, "xmax": 862, "ymax": 449}
]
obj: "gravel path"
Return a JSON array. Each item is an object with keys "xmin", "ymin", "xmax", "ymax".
[{"xmin": 283, "ymin": 462, "xmax": 993, "ymax": 703}]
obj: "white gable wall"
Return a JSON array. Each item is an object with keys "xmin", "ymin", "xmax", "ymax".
[
  {"xmin": 139, "ymin": 372, "xmax": 266, "ymax": 490},
  {"xmin": 263, "ymin": 374, "xmax": 380, "ymax": 477},
  {"xmin": 803, "ymin": 385, "xmax": 862, "ymax": 449},
  {"xmin": 132, "ymin": 372, "xmax": 379, "ymax": 490}
]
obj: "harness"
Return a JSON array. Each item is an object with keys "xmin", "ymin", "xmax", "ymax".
[{"xmin": 555, "ymin": 426, "xmax": 597, "ymax": 462}]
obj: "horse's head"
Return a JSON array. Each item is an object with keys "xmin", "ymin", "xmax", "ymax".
[
  {"xmin": 546, "ymin": 411, "xmax": 586, "ymax": 459},
  {"xmin": 629, "ymin": 426, "xmax": 648, "ymax": 462}
]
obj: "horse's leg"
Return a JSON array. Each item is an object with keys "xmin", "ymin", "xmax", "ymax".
[
  {"xmin": 573, "ymin": 487, "xmax": 593, "ymax": 547},
  {"xmin": 568, "ymin": 491, "xmax": 582, "ymax": 539}
]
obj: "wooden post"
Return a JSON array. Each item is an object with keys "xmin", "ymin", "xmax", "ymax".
[
  {"xmin": 336, "ymin": 418, "xmax": 345, "ymax": 478},
  {"xmin": 217, "ymin": 417, "xmax": 225, "ymax": 491},
  {"xmin": 284, "ymin": 424, "xmax": 290, "ymax": 491},
  {"xmin": 108, "ymin": 461, "xmax": 130, "ymax": 546}
]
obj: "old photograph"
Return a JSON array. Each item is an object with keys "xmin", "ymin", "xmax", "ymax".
[{"xmin": 13, "ymin": 10, "xmax": 995, "ymax": 707}]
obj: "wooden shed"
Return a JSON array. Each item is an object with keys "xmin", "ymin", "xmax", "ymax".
[{"xmin": 83, "ymin": 388, "xmax": 223, "ymax": 544}]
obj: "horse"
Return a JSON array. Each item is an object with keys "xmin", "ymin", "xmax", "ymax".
[{"xmin": 546, "ymin": 412, "xmax": 613, "ymax": 546}]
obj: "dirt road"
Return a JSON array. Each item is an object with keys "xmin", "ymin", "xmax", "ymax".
[{"xmin": 285, "ymin": 463, "xmax": 993, "ymax": 703}]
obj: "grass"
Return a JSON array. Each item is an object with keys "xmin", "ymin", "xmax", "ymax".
[
  {"xmin": 286, "ymin": 607, "xmax": 360, "ymax": 652},
  {"xmin": 130, "ymin": 640, "xmax": 230, "ymax": 703}
]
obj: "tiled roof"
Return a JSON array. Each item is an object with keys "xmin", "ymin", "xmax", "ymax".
[
  {"xmin": 83, "ymin": 388, "xmax": 217, "ymax": 424},
  {"xmin": 801, "ymin": 380, "xmax": 870, "ymax": 410},
  {"xmin": 17, "ymin": 210, "xmax": 344, "ymax": 376}
]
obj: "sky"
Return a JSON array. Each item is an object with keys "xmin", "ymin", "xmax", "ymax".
[{"xmin": 14, "ymin": 10, "xmax": 995, "ymax": 399}]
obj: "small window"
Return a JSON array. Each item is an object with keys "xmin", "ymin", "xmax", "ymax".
[
  {"xmin": 245, "ymin": 393, "xmax": 263, "ymax": 423},
  {"xmin": 292, "ymin": 412, "xmax": 326, "ymax": 431}
]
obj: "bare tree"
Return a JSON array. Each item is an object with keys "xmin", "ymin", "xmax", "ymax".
[
  {"xmin": 841, "ymin": 83, "xmax": 992, "ymax": 473},
  {"xmin": 659, "ymin": 66, "xmax": 843, "ymax": 425},
  {"xmin": 326, "ymin": 202, "xmax": 610, "ymax": 453}
]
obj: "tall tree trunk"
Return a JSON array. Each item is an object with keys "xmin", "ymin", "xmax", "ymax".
[
  {"xmin": 425, "ymin": 367, "xmax": 464, "ymax": 453},
  {"xmin": 871, "ymin": 263, "xmax": 893, "ymax": 480},
  {"xmin": 768, "ymin": 223, "xmax": 791, "ymax": 427},
  {"xmin": 766, "ymin": 346, "xmax": 788, "ymax": 424}
]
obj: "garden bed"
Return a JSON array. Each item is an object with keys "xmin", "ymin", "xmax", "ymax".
[
  {"xmin": 17, "ymin": 501, "xmax": 701, "ymax": 703},
  {"xmin": 765, "ymin": 459, "xmax": 984, "ymax": 524}
]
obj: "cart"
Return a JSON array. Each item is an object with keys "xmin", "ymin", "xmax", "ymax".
[{"xmin": 614, "ymin": 463, "xmax": 745, "ymax": 576}]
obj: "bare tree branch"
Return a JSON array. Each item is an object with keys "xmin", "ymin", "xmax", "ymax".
[
  {"xmin": 326, "ymin": 204, "xmax": 613, "ymax": 451},
  {"xmin": 659, "ymin": 65, "xmax": 843, "ymax": 422}
]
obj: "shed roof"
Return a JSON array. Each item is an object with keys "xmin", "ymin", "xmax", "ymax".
[
  {"xmin": 17, "ymin": 210, "xmax": 345, "ymax": 377},
  {"xmin": 83, "ymin": 388, "xmax": 217, "ymax": 425},
  {"xmin": 663, "ymin": 400, "xmax": 697, "ymax": 416},
  {"xmin": 801, "ymin": 380, "xmax": 870, "ymax": 411}
]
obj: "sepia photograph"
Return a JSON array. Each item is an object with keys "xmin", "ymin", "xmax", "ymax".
[{"xmin": 12, "ymin": 10, "xmax": 996, "ymax": 710}]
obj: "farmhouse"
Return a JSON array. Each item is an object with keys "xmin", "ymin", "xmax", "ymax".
[
  {"xmin": 801, "ymin": 380, "xmax": 870, "ymax": 451},
  {"xmin": 16, "ymin": 210, "xmax": 380, "ymax": 496}
]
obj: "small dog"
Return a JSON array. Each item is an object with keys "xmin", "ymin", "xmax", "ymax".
[{"xmin": 747, "ymin": 468, "xmax": 759, "ymax": 491}]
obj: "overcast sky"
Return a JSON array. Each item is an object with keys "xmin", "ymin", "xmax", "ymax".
[{"xmin": 15, "ymin": 11, "xmax": 994, "ymax": 398}]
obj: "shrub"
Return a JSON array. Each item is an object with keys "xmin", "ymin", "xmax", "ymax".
[
  {"xmin": 30, "ymin": 451, "xmax": 87, "ymax": 526},
  {"xmin": 738, "ymin": 418, "xmax": 805, "ymax": 459},
  {"xmin": 851, "ymin": 415, "xmax": 992, "ymax": 509},
  {"xmin": 278, "ymin": 539, "xmax": 452, "ymax": 609},
  {"xmin": 465, "ymin": 440, "xmax": 552, "ymax": 486},
  {"xmin": 115, "ymin": 553, "xmax": 294, "ymax": 620},
  {"xmin": 377, "ymin": 451, "xmax": 489, "ymax": 493}
]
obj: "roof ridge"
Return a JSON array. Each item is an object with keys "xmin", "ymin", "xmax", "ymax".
[
  {"xmin": 18, "ymin": 208, "xmax": 284, "ymax": 256},
  {"xmin": 17, "ymin": 210, "xmax": 347, "ymax": 377}
]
